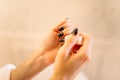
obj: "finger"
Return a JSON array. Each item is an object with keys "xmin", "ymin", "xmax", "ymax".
[
  {"xmin": 53, "ymin": 18, "xmax": 71, "ymax": 32},
  {"xmin": 57, "ymin": 28, "xmax": 79, "ymax": 60},
  {"xmin": 73, "ymin": 33, "xmax": 93, "ymax": 61},
  {"xmin": 79, "ymin": 33, "xmax": 93, "ymax": 53},
  {"xmin": 57, "ymin": 27, "xmax": 74, "ymax": 38},
  {"xmin": 77, "ymin": 36, "xmax": 83, "ymax": 45}
]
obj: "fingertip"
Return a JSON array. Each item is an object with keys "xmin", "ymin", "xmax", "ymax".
[
  {"xmin": 78, "ymin": 33, "xmax": 93, "ymax": 56},
  {"xmin": 79, "ymin": 33, "xmax": 92, "ymax": 44},
  {"xmin": 53, "ymin": 19, "xmax": 67, "ymax": 32},
  {"xmin": 79, "ymin": 32, "xmax": 89, "ymax": 39},
  {"xmin": 78, "ymin": 36, "xmax": 83, "ymax": 45}
]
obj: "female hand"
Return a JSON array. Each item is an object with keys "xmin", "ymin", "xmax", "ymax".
[
  {"xmin": 50, "ymin": 32, "xmax": 92, "ymax": 80},
  {"xmin": 10, "ymin": 19, "xmax": 74, "ymax": 80},
  {"xmin": 39, "ymin": 18, "xmax": 74, "ymax": 64}
]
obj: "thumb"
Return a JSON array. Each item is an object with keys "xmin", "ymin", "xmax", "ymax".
[{"xmin": 57, "ymin": 28, "xmax": 79, "ymax": 59}]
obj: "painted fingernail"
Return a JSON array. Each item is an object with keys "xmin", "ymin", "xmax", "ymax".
[
  {"xmin": 71, "ymin": 28, "xmax": 78, "ymax": 35},
  {"xmin": 59, "ymin": 38, "xmax": 65, "ymax": 42},
  {"xmin": 58, "ymin": 32, "xmax": 64, "ymax": 37},
  {"xmin": 58, "ymin": 26, "xmax": 64, "ymax": 31}
]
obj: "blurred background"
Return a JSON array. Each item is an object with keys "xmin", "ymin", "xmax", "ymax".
[{"xmin": 0, "ymin": 0, "xmax": 120, "ymax": 80}]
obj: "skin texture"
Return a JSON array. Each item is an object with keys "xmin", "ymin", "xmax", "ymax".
[
  {"xmin": 10, "ymin": 19, "xmax": 74, "ymax": 80},
  {"xmin": 50, "ymin": 33, "xmax": 92, "ymax": 80},
  {"xmin": 10, "ymin": 19, "xmax": 93, "ymax": 80}
]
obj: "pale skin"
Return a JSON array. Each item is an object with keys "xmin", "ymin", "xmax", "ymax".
[
  {"xmin": 50, "ymin": 33, "xmax": 92, "ymax": 80},
  {"xmin": 10, "ymin": 19, "xmax": 74, "ymax": 80},
  {"xmin": 10, "ymin": 19, "xmax": 92, "ymax": 80}
]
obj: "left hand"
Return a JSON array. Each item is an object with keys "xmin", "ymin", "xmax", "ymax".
[
  {"xmin": 38, "ymin": 18, "xmax": 74, "ymax": 64},
  {"xmin": 10, "ymin": 18, "xmax": 74, "ymax": 80}
]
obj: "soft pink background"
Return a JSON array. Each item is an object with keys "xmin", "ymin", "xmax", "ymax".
[{"xmin": 0, "ymin": 0, "xmax": 120, "ymax": 80}]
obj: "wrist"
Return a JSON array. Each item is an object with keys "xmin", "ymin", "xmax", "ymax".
[
  {"xmin": 10, "ymin": 54, "xmax": 49, "ymax": 80},
  {"xmin": 50, "ymin": 73, "xmax": 72, "ymax": 80},
  {"xmin": 36, "ymin": 48, "xmax": 53, "ymax": 66},
  {"xmin": 10, "ymin": 69, "xmax": 16, "ymax": 80}
]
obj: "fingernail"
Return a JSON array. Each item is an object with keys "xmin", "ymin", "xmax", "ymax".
[
  {"xmin": 78, "ymin": 36, "xmax": 83, "ymax": 45},
  {"xmin": 58, "ymin": 32, "xmax": 64, "ymax": 37},
  {"xmin": 71, "ymin": 28, "xmax": 78, "ymax": 35},
  {"xmin": 59, "ymin": 38, "xmax": 65, "ymax": 42},
  {"xmin": 58, "ymin": 26, "xmax": 64, "ymax": 31},
  {"xmin": 66, "ymin": 17, "xmax": 69, "ymax": 20},
  {"xmin": 66, "ymin": 17, "xmax": 70, "ymax": 23}
]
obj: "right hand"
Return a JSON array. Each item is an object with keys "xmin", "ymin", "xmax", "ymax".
[{"xmin": 50, "ymin": 32, "xmax": 93, "ymax": 80}]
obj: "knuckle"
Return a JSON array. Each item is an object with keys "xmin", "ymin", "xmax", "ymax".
[{"xmin": 82, "ymin": 33, "xmax": 90, "ymax": 39}]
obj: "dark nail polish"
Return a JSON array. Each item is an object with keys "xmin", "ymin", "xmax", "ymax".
[
  {"xmin": 59, "ymin": 38, "xmax": 65, "ymax": 42},
  {"xmin": 58, "ymin": 32, "xmax": 64, "ymax": 37},
  {"xmin": 72, "ymin": 28, "xmax": 78, "ymax": 35},
  {"xmin": 58, "ymin": 26, "xmax": 64, "ymax": 31}
]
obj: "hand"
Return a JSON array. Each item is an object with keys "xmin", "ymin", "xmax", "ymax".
[
  {"xmin": 10, "ymin": 19, "xmax": 74, "ymax": 80},
  {"xmin": 39, "ymin": 18, "xmax": 74, "ymax": 64},
  {"xmin": 50, "ymin": 32, "xmax": 92, "ymax": 80}
]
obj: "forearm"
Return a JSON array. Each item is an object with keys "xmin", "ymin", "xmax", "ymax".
[
  {"xmin": 11, "ymin": 53, "xmax": 49, "ymax": 80},
  {"xmin": 50, "ymin": 73, "xmax": 73, "ymax": 80}
]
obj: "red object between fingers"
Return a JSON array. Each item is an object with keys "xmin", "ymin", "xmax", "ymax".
[{"xmin": 71, "ymin": 44, "xmax": 82, "ymax": 54}]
